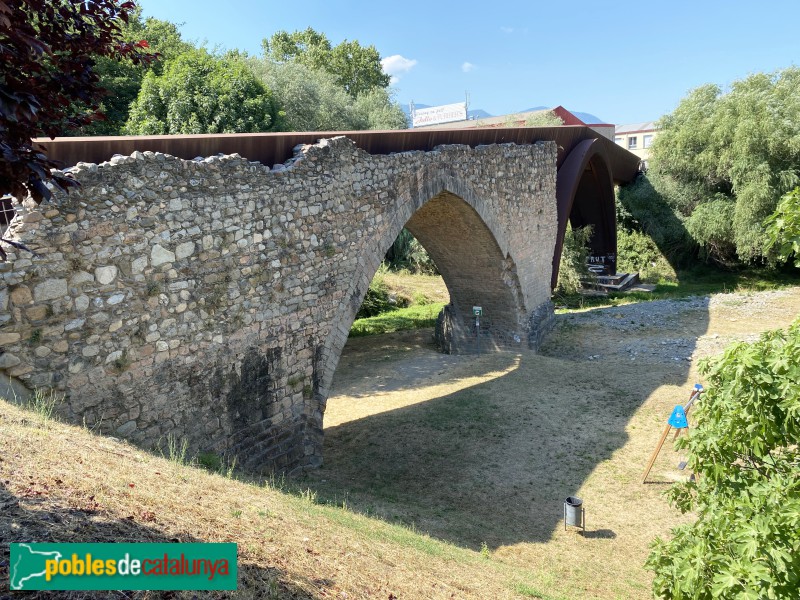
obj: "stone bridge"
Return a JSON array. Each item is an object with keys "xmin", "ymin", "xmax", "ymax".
[{"xmin": 0, "ymin": 127, "xmax": 639, "ymax": 472}]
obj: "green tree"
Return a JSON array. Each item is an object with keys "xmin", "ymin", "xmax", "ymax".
[
  {"xmin": 765, "ymin": 187, "xmax": 800, "ymax": 267},
  {"xmin": 646, "ymin": 320, "xmax": 800, "ymax": 599},
  {"xmin": 252, "ymin": 60, "xmax": 406, "ymax": 132},
  {"xmin": 351, "ymin": 87, "xmax": 408, "ymax": 130},
  {"xmin": 261, "ymin": 27, "xmax": 390, "ymax": 97},
  {"xmin": 650, "ymin": 67, "xmax": 800, "ymax": 263},
  {"xmin": 616, "ymin": 173, "xmax": 698, "ymax": 268},
  {"xmin": 124, "ymin": 48, "xmax": 279, "ymax": 134},
  {"xmin": 75, "ymin": 11, "xmax": 193, "ymax": 135}
]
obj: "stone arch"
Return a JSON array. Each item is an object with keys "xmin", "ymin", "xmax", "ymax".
[
  {"xmin": 309, "ymin": 170, "xmax": 531, "ymax": 441},
  {"xmin": 2, "ymin": 138, "xmax": 560, "ymax": 473},
  {"xmin": 551, "ymin": 139, "xmax": 617, "ymax": 288}
]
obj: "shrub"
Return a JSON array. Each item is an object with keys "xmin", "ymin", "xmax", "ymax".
[
  {"xmin": 385, "ymin": 229, "xmax": 439, "ymax": 275},
  {"xmin": 616, "ymin": 173, "xmax": 697, "ymax": 268},
  {"xmin": 616, "ymin": 229, "xmax": 676, "ymax": 282},
  {"xmin": 646, "ymin": 318, "xmax": 800, "ymax": 599},
  {"xmin": 356, "ymin": 269, "xmax": 393, "ymax": 319},
  {"xmin": 765, "ymin": 187, "xmax": 800, "ymax": 267},
  {"xmin": 555, "ymin": 225, "xmax": 595, "ymax": 295}
]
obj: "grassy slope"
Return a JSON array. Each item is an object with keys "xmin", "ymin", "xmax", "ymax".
[
  {"xmin": 0, "ymin": 399, "xmax": 552, "ymax": 599},
  {"xmin": 350, "ymin": 271, "xmax": 449, "ymax": 337}
]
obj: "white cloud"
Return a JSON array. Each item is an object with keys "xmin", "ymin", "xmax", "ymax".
[
  {"xmin": 381, "ymin": 54, "xmax": 418, "ymax": 84},
  {"xmin": 500, "ymin": 26, "xmax": 514, "ymax": 33},
  {"xmin": 462, "ymin": 62, "xmax": 475, "ymax": 73}
]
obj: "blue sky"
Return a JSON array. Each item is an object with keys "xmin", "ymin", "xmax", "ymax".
[{"xmin": 137, "ymin": 0, "xmax": 800, "ymax": 125}]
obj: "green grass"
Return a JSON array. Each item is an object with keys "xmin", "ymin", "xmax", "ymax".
[
  {"xmin": 513, "ymin": 582, "xmax": 568, "ymax": 600},
  {"xmin": 25, "ymin": 388, "xmax": 62, "ymax": 425},
  {"xmin": 349, "ymin": 302, "xmax": 445, "ymax": 337},
  {"xmin": 556, "ymin": 266, "xmax": 800, "ymax": 311}
]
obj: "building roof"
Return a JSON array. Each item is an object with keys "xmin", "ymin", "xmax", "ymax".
[
  {"xmin": 615, "ymin": 122, "xmax": 658, "ymax": 134},
  {"xmin": 416, "ymin": 106, "xmax": 614, "ymax": 131}
]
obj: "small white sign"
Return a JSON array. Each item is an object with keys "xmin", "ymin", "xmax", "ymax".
[{"xmin": 472, "ymin": 306, "xmax": 483, "ymax": 317}]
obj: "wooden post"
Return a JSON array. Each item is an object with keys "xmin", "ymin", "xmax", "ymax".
[{"xmin": 642, "ymin": 423, "xmax": 672, "ymax": 484}]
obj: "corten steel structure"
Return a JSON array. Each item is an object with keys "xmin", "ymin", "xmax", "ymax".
[{"xmin": 37, "ymin": 125, "xmax": 641, "ymax": 286}]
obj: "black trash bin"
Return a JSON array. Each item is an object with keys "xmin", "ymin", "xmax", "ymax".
[{"xmin": 564, "ymin": 496, "xmax": 585, "ymax": 532}]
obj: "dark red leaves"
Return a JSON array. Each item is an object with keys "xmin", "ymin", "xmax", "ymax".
[{"xmin": 0, "ymin": 0, "xmax": 156, "ymax": 210}]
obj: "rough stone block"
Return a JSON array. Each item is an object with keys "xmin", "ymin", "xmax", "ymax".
[
  {"xmin": 33, "ymin": 279, "xmax": 69, "ymax": 302},
  {"xmin": 95, "ymin": 265, "xmax": 118, "ymax": 285},
  {"xmin": 151, "ymin": 244, "xmax": 175, "ymax": 266}
]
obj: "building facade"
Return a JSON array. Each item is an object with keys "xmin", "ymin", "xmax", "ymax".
[{"xmin": 614, "ymin": 121, "xmax": 658, "ymax": 167}]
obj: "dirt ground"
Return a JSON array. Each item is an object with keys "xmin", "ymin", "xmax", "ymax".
[{"xmin": 305, "ymin": 287, "xmax": 800, "ymax": 599}]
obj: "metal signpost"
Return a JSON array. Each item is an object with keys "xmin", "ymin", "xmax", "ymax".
[{"xmin": 473, "ymin": 306, "xmax": 482, "ymax": 353}]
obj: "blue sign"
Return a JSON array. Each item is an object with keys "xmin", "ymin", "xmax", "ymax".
[{"xmin": 667, "ymin": 405, "xmax": 688, "ymax": 429}]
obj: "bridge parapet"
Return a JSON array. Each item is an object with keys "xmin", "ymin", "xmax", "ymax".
[{"xmin": 1, "ymin": 136, "xmax": 557, "ymax": 471}]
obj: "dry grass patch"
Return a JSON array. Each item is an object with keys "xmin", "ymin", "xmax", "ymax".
[
  {"xmin": 3, "ymin": 287, "xmax": 798, "ymax": 599},
  {"xmin": 1, "ymin": 397, "xmax": 557, "ymax": 599},
  {"xmin": 380, "ymin": 271, "xmax": 449, "ymax": 306},
  {"xmin": 307, "ymin": 287, "xmax": 800, "ymax": 599}
]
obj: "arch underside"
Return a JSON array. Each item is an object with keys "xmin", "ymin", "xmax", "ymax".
[
  {"xmin": 552, "ymin": 139, "xmax": 618, "ymax": 288},
  {"xmin": 312, "ymin": 183, "xmax": 550, "ymax": 453},
  {"xmin": 405, "ymin": 192, "xmax": 528, "ymax": 354}
]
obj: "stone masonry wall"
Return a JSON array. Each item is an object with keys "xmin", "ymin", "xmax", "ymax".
[{"xmin": 0, "ymin": 137, "xmax": 557, "ymax": 472}]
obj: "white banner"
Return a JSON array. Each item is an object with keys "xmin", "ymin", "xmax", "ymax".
[{"xmin": 412, "ymin": 102, "xmax": 467, "ymax": 127}]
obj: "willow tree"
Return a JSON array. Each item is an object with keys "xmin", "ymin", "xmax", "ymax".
[{"xmin": 650, "ymin": 67, "xmax": 800, "ymax": 263}]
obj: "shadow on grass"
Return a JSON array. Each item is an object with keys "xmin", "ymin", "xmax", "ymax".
[
  {"xmin": 0, "ymin": 482, "xmax": 311, "ymax": 599},
  {"xmin": 301, "ymin": 300, "xmax": 711, "ymax": 551},
  {"xmin": 581, "ymin": 529, "xmax": 617, "ymax": 540}
]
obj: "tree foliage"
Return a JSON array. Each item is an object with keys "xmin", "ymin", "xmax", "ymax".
[
  {"xmin": 0, "ymin": 0, "xmax": 153, "ymax": 205},
  {"xmin": 75, "ymin": 11, "xmax": 192, "ymax": 135},
  {"xmin": 261, "ymin": 27, "xmax": 390, "ymax": 97},
  {"xmin": 765, "ymin": 187, "xmax": 800, "ymax": 267},
  {"xmin": 555, "ymin": 225, "xmax": 595, "ymax": 295},
  {"xmin": 524, "ymin": 110, "xmax": 564, "ymax": 127},
  {"xmin": 384, "ymin": 229, "xmax": 438, "ymax": 275},
  {"xmin": 650, "ymin": 68, "xmax": 800, "ymax": 263},
  {"xmin": 124, "ymin": 48, "xmax": 279, "ymax": 134},
  {"xmin": 646, "ymin": 319, "xmax": 800, "ymax": 599},
  {"xmin": 252, "ymin": 59, "xmax": 406, "ymax": 132},
  {"xmin": 616, "ymin": 173, "xmax": 698, "ymax": 268}
]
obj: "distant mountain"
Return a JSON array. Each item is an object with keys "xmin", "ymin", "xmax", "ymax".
[
  {"xmin": 467, "ymin": 108, "xmax": 492, "ymax": 119},
  {"xmin": 520, "ymin": 106, "xmax": 549, "ymax": 113},
  {"xmin": 570, "ymin": 111, "xmax": 607, "ymax": 124}
]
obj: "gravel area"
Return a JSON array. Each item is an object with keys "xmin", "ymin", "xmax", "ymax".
[{"xmin": 542, "ymin": 288, "xmax": 800, "ymax": 364}]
